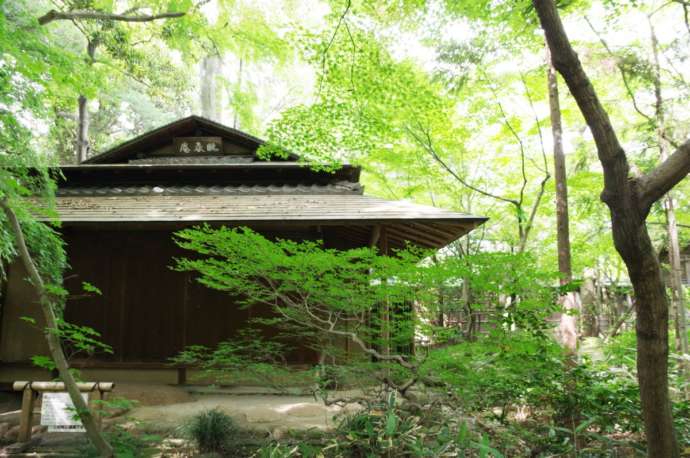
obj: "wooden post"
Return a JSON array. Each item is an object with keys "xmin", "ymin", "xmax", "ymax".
[
  {"xmin": 92, "ymin": 389, "xmax": 107, "ymax": 430},
  {"xmin": 177, "ymin": 367, "xmax": 187, "ymax": 385},
  {"xmin": 18, "ymin": 385, "xmax": 34, "ymax": 442}
]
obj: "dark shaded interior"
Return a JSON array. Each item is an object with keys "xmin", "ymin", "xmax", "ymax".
[{"xmin": 62, "ymin": 227, "xmax": 324, "ymax": 365}]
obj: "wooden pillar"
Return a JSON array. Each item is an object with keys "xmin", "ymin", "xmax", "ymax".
[
  {"xmin": 117, "ymin": 236, "xmax": 128, "ymax": 362},
  {"xmin": 18, "ymin": 385, "xmax": 34, "ymax": 442},
  {"xmin": 177, "ymin": 367, "xmax": 187, "ymax": 385},
  {"xmin": 369, "ymin": 225, "xmax": 381, "ymax": 249},
  {"xmin": 180, "ymin": 271, "xmax": 190, "ymax": 383}
]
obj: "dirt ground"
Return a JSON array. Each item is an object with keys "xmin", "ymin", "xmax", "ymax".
[
  {"xmin": 111, "ymin": 382, "xmax": 196, "ymax": 407},
  {"xmin": 122, "ymin": 385, "xmax": 360, "ymax": 435}
]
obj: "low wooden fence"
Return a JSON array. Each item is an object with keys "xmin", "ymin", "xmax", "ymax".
[{"xmin": 12, "ymin": 381, "xmax": 114, "ymax": 442}]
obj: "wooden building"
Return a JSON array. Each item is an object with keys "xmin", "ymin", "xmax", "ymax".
[{"xmin": 0, "ymin": 116, "xmax": 486, "ymax": 384}]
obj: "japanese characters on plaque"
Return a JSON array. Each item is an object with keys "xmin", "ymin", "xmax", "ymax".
[
  {"xmin": 173, "ymin": 137, "xmax": 223, "ymax": 155},
  {"xmin": 41, "ymin": 392, "xmax": 88, "ymax": 432}
]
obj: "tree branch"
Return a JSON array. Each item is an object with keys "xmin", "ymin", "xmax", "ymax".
[
  {"xmin": 278, "ymin": 299, "xmax": 417, "ymax": 370},
  {"xmin": 38, "ymin": 9, "xmax": 185, "ymax": 25},
  {"xmin": 406, "ymin": 125, "xmax": 519, "ymax": 206},
  {"xmin": 518, "ymin": 174, "xmax": 550, "ymax": 253},
  {"xmin": 604, "ymin": 299, "xmax": 636, "ymax": 341},
  {"xmin": 516, "ymin": 71, "xmax": 551, "ymax": 252},
  {"xmin": 673, "ymin": 0, "xmax": 690, "ymax": 33},
  {"xmin": 584, "ymin": 16, "xmax": 655, "ymax": 125},
  {"xmin": 639, "ymin": 139, "xmax": 690, "ymax": 209},
  {"xmin": 533, "ymin": 0, "xmax": 630, "ymax": 200},
  {"xmin": 520, "ymin": 72, "xmax": 550, "ymax": 175},
  {"xmin": 585, "ymin": 16, "xmax": 680, "ymax": 150},
  {"xmin": 482, "ymin": 71, "xmax": 530, "ymax": 207},
  {"xmin": 648, "ymin": 221, "xmax": 690, "ymax": 230},
  {"xmin": 318, "ymin": 0, "xmax": 352, "ymax": 95}
]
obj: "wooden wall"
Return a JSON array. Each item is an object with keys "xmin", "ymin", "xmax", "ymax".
[
  {"xmin": 59, "ymin": 228, "xmax": 319, "ymax": 365},
  {"xmin": 0, "ymin": 224, "xmax": 380, "ymax": 366}
]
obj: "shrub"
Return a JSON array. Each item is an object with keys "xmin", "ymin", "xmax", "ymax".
[
  {"xmin": 326, "ymin": 395, "xmax": 421, "ymax": 456},
  {"xmin": 171, "ymin": 331, "xmax": 314, "ymax": 391},
  {"xmin": 184, "ymin": 408, "xmax": 239, "ymax": 455},
  {"xmin": 422, "ymin": 331, "xmax": 565, "ymax": 417},
  {"xmin": 323, "ymin": 393, "xmax": 503, "ymax": 457},
  {"xmin": 80, "ymin": 425, "xmax": 159, "ymax": 458}
]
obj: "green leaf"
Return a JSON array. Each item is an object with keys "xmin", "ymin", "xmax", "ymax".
[
  {"xmin": 82, "ymin": 281, "xmax": 102, "ymax": 295},
  {"xmin": 385, "ymin": 412, "xmax": 398, "ymax": 436},
  {"xmin": 20, "ymin": 316, "xmax": 36, "ymax": 325}
]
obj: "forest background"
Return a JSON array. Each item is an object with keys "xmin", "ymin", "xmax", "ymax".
[{"xmin": 2, "ymin": 0, "xmax": 690, "ymax": 456}]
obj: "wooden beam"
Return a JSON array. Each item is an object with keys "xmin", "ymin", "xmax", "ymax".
[
  {"xmin": 12, "ymin": 381, "xmax": 115, "ymax": 392},
  {"xmin": 385, "ymin": 224, "xmax": 445, "ymax": 248},
  {"xmin": 381, "ymin": 232, "xmax": 411, "ymax": 250},
  {"xmin": 413, "ymin": 222, "xmax": 461, "ymax": 240}
]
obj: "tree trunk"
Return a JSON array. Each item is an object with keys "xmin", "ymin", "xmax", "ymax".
[
  {"xmin": 76, "ymin": 40, "xmax": 96, "ymax": 163},
  {"xmin": 649, "ymin": 18, "xmax": 690, "ymax": 389},
  {"xmin": 665, "ymin": 196, "xmax": 690, "ymax": 377},
  {"xmin": 533, "ymin": 1, "xmax": 688, "ymax": 455},
  {"xmin": 580, "ymin": 273, "xmax": 600, "ymax": 337},
  {"xmin": 622, "ymin": 225, "xmax": 678, "ymax": 456},
  {"xmin": 76, "ymin": 95, "xmax": 89, "ymax": 163},
  {"xmin": 548, "ymin": 52, "xmax": 571, "ymax": 284},
  {"xmin": 233, "ymin": 57, "xmax": 243, "ymax": 129},
  {"xmin": 548, "ymin": 55, "xmax": 580, "ymax": 453},
  {"xmin": 201, "ymin": 55, "xmax": 221, "ymax": 121},
  {"xmin": 547, "ymin": 47, "xmax": 578, "ymax": 352},
  {"xmin": 461, "ymin": 276, "xmax": 476, "ymax": 340},
  {"xmin": 0, "ymin": 200, "xmax": 113, "ymax": 457}
]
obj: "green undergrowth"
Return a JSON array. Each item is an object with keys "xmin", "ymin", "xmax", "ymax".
[{"xmin": 79, "ymin": 425, "xmax": 161, "ymax": 458}]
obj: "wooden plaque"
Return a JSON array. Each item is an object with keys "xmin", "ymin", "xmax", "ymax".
[{"xmin": 173, "ymin": 136, "xmax": 223, "ymax": 155}]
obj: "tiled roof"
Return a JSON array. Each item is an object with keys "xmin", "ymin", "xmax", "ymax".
[{"xmin": 57, "ymin": 182, "xmax": 363, "ymax": 196}]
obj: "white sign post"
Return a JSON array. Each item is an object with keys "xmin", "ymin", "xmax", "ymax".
[{"xmin": 40, "ymin": 392, "xmax": 88, "ymax": 432}]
